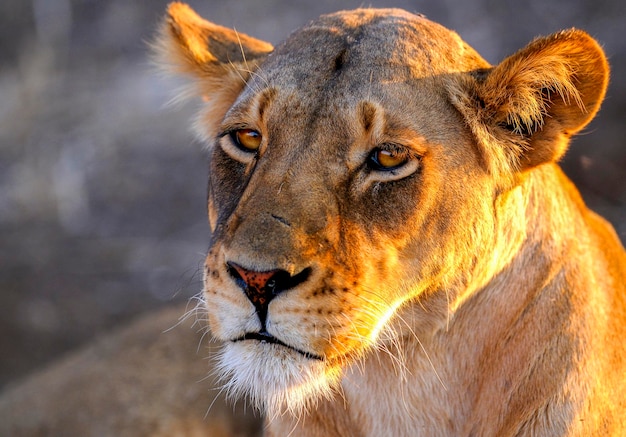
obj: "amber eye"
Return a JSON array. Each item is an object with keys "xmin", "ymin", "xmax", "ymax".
[
  {"xmin": 367, "ymin": 147, "xmax": 408, "ymax": 171},
  {"xmin": 230, "ymin": 129, "xmax": 262, "ymax": 152}
]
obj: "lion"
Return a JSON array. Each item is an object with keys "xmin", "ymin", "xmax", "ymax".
[
  {"xmin": 152, "ymin": 2, "xmax": 626, "ymax": 436},
  {"xmin": 0, "ymin": 4, "xmax": 623, "ymax": 437}
]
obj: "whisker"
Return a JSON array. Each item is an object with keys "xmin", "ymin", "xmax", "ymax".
[
  {"xmin": 394, "ymin": 313, "xmax": 447, "ymax": 391},
  {"xmin": 204, "ymin": 383, "xmax": 230, "ymax": 420},
  {"xmin": 163, "ymin": 293, "xmax": 204, "ymax": 333}
]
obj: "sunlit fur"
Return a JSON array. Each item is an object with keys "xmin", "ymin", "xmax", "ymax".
[{"xmin": 157, "ymin": 4, "xmax": 626, "ymax": 436}]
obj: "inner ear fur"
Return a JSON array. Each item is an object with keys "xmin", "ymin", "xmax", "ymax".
[
  {"xmin": 448, "ymin": 29, "xmax": 609, "ymax": 172},
  {"xmin": 155, "ymin": 2, "xmax": 273, "ymax": 79}
]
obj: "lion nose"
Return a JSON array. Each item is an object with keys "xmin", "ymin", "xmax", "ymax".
[{"xmin": 226, "ymin": 262, "xmax": 311, "ymax": 328}]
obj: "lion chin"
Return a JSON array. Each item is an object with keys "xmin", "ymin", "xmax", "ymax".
[{"xmin": 216, "ymin": 341, "xmax": 338, "ymax": 416}]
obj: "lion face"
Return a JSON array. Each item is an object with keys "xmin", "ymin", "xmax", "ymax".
[
  {"xmin": 200, "ymin": 10, "xmax": 500, "ymax": 413},
  {"xmin": 157, "ymin": 5, "xmax": 608, "ymax": 416}
]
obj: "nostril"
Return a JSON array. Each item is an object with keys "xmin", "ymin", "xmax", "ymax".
[
  {"xmin": 226, "ymin": 263, "xmax": 246, "ymax": 290},
  {"xmin": 270, "ymin": 267, "xmax": 311, "ymax": 294}
]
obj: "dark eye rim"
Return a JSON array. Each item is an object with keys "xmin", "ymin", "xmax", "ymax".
[{"xmin": 366, "ymin": 146, "xmax": 411, "ymax": 172}]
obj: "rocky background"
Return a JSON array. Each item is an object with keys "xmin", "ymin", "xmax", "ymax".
[{"xmin": 1, "ymin": 0, "xmax": 624, "ymax": 389}]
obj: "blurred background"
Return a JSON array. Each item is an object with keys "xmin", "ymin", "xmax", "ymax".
[{"xmin": 1, "ymin": 0, "xmax": 624, "ymax": 389}]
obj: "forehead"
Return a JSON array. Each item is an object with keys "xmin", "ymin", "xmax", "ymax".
[
  {"xmin": 251, "ymin": 8, "xmax": 488, "ymax": 93},
  {"xmin": 224, "ymin": 9, "xmax": 490, "ymax": 147}
]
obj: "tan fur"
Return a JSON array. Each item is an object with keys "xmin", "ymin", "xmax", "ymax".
[{"xmin": 157, "ymin": 4, "xmax": 626, "ymax": 436}]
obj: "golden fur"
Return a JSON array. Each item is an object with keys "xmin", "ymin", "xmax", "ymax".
[{"xmin": 157, "ymin": 3, "xmax": 626, "ymax": 436}]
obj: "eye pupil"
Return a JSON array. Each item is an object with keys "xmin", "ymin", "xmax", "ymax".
[{"xmin": 232, "ymin": 129, "xmax": 262, "ymax": 152}]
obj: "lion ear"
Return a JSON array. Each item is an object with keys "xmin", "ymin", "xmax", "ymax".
[
  {"xmin": 154, "ymin": 3, "xmax": 272, "ymax": 98},
  {"xmin": 449, "ymin": 29, "xmax": 609, "ymax": 172}
]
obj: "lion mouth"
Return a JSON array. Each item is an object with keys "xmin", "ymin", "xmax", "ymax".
[{"xmin": 233, "ymin": 331, "xmax": 324, "ymax": 361}]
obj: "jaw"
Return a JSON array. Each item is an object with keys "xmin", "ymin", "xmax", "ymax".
[{"xmin": 216, "ymin": 340, "xmax": 343, "ymax": 417}]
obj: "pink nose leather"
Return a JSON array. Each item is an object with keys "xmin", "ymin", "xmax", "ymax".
[
  {"xmin": 230, "ymin": 264, "xmax": 278, "ymax": 309},
  {"xmin": 231, "ymin": 264, "xmax": 277, "ymax": 290}
]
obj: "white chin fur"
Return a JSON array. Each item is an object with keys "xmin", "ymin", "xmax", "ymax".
[{"xmin": 216, "ymin": 341, "xmax": 338, "ymax": 417}]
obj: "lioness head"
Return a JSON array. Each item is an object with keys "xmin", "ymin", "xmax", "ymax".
[{"xmin": 157, "ymin": 3, "xmax": 608, "ymax": 415}]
